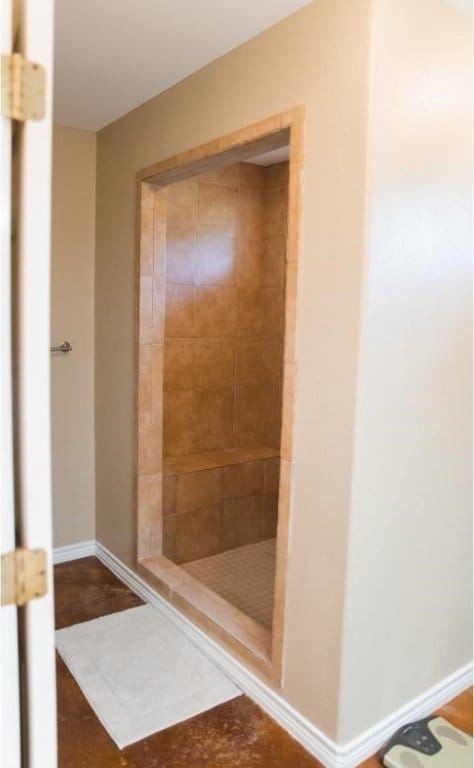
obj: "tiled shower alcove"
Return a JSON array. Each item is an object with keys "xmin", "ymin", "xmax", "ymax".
[{"xmin": 135, "ymin": 111, "xmax": 303, "ymax": 681}]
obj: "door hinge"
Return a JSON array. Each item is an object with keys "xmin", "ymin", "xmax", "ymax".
[
  {"xmin": 1, "ymin": 53, "xmax": 45, "ymax": 121},
  {"xmin": 1, "ymin": 549, "xmax": 47, "ymax": 607}
]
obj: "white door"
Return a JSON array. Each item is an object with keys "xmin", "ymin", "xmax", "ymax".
[
  {"xmin": 1, "ymin": 0, "xmax": 57, "ymax": 766},
  {"xmin": 1, "ymin": 0, "xmax": 20, "ymax": 764}
]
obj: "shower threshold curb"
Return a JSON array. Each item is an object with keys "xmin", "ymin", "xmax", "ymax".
[{"xmin": 137, "ymin": 553, "xmax": 273, "ymax": 679}]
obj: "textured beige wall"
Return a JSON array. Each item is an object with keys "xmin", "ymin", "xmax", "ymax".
[
  {"xmin": 51, "ymin": 125, "xmax": 96, "ymax": 547},
  {"xmin": 338, "ymin": 0, "xmax": 472, "ymax": 743},
  {"xmin": 95, "ymin": 0, "xmax": 371, "ymax": 737}
]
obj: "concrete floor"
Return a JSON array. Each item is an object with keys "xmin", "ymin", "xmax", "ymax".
[
  {"xmin": 55, "ymin": 556, "xmax": 320, "ymax": 767},
  {"xmin": 54, "ymin": 557, "xmax": 473, "ymax": 768}
]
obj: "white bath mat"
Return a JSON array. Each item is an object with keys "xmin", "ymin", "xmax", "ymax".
[{"xmin": 56, "ymin": 604, "xmax": 240, "ymax": 748}]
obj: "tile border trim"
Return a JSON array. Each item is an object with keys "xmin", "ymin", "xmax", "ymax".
[{"xmin": 54, "ymin": 540, "xmax": 473, "ymax": 768}]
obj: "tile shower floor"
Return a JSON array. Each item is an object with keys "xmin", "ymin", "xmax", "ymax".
[{"xmin": 183, "ymin": 538, "xmax": 276, "ymax": 629}]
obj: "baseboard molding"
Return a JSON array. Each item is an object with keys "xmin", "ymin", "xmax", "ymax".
[
  {"xmin": 94, "ymin": 540, "xmax": 339, "ymax": 767},
  {"xmin": 75, "ymin": 540, "xmax": 472, "ymax": 768},
  {"xmin": 53, "ymin": 540, "xmax": 96, "ymax": 564},
  {"xmin": 337, "ymin": 661, "xmax": 473, "ymax": 766}
]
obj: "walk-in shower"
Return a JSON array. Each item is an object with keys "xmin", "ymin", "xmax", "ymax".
[{"xmin": 135, "ymin": 111, "xmax": 302, "ymax": 680}]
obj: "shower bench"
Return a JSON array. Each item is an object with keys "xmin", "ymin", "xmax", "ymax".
[{"xmin": 162, "ymin": 446, "xmax": 280, "ymax": 565}]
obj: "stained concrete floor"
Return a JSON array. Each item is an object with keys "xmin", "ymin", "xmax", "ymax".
[
  {"xmin": 55, "ymin": 557, "xmax": 473, "ymax": 768},
  {"xmin": 55, "ymin": 556, "xmax": 321, "ymax": 767}
]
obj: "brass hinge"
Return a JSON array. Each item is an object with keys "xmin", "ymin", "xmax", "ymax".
[
  {"xmin": 1, "ymin": 549, "xmax": 47, "ymax": 607},
  {"xmin": 1, "ymin": 53, "xmax": 45, "ymax": 121}
]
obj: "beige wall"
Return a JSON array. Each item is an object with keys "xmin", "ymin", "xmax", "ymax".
[
  {"xmin": 96, "ymin": 0, "xmax": 371, "ymax": 738},
  {"xmin": 51, "ymin": 125, "xmax": 96, "ymax": 547},
  {"xmin": 338, "ymin": 0, "xmax": 472, "ymax": 743}
]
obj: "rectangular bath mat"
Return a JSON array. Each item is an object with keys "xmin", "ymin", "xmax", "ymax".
[{"xmin": 56, "ymin": 603, "xmax": 240, "ymax": 748}]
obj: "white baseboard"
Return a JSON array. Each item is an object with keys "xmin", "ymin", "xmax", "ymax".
[
  {"xmin": 337, "ymin": 661, "xmax": 473, "ymax": 766},
  {"xmin": 53, "ymin": 540, "xmax": 96, "ymax": 564},
  {"xmin": 58, "ymin": 540, "xmax": 472, "ymax": 768},
  {"xmin": 93, "ymin": 540, "xmax": 339, "ymax": 768}
]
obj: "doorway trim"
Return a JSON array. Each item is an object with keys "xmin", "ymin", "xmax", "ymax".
[{"xmin": 134, "ymin": 108, "xmax": 304, "ymax": 682}]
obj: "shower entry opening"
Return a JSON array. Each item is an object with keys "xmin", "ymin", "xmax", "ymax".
[{"xmin": 135, "ymin": 110, "xmax": 303, "ymax": 682}]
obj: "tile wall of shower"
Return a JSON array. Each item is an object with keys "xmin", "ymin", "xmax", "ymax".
[{"xmin": 162, "ymin": 160, "xmax": 288, "ymax": 601}]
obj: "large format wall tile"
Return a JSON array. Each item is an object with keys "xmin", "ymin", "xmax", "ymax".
[
  {"xmin": 166, "ymin": 178, "xmax": 197, "ymax": 231},
  {"xmin": 164, "ymin": 339, "xmax": 195, "ymax": 390},
  {"xmin": 160, "ymin": 161, "xmax": 288, "ymax": 561},
  {"xmin": 222, "ymin": 495, "xmax": 263, "ymax": 551},
  {"xmin": 163, "ymin": 161, "xmax": 288, "ymax": 460},
  {"xmin": 161, "ymin": 455, "xmax": 280, "ymax": 562},
  {"xmin": 163, "ymin": 389, "xmax": 195, "ymax": 456},
  {"xmin": 198, "ymin": 183, "xmax": 238, "ymax": 235},
  {"xmin": 193, "ymin": 339, "xmax": 234, "ymax": 389},
  {"xmin": 237, "ymin": 288, "xmax": 264, "ymax": 337},
  {"xmin": 192, "ymin": 386, "xmax": 234, "ymax": 453},
  {"xmin": 222, "ymin": 460, "xmax": 263, "ymax": 499},
  {"xmin": 194, "ymin": 285, "xmax": 238, "ymax": 337},
  {"xmin": 196, "ymin": 230, "xmax": 236, "ymax": 286},
  {"xmin": 166, "ymin": 227, "xmax": 196, "ymax": 284},
  {"xmin": 174, "ymin": 505, "xmax": 222, "ymax": 563},
  {"xmin": 165, "ymin": 283, "xmax": 195, "ymax": 338}
]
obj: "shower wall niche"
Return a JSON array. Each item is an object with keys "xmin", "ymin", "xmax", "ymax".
[{"xmin": 161, "ymin": 161, "xmax": 289, "ymax": 565}]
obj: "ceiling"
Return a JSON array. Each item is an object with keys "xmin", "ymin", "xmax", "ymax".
[
  {"xmin": 441, "ymin": 0, "xmax": 472, "ymax": 11},
  {"xmin": 248, "ymin": 146, "xmax": 289, "ymax": 166},
  {"xmin": 54, "ymin": 0, "xmax": 311, "ymax": 132}
]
